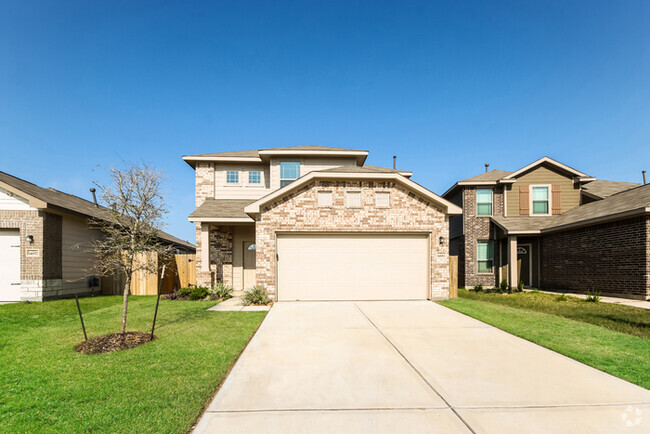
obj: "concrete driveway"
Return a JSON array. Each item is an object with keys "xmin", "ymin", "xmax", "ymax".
[{"xmin": 194, "ymin": 301, "xmax": 650, "ymax": 433}]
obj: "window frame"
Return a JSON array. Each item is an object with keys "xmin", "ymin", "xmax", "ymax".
[
  {"xmin": 280, "ymin": 162, "xmax": 301, "ymax": 187},
  {"xmin": 345, "ymin": 191, "xmax": 362, "ymax": 208},
  {"xmin": 476, "ymin": 188, "xmax": 493, "ymax": 216},
  {"xmin": 317, "ymin": 191, "xmax": 333, "ymax": 207},
  {"xmin": 226, "ymin": 171, "xmax": 239, "ymax": 185},
  {"xmin": 248, "ymin": 171, "xmax": 262, "ymax": 185},
  {"xmin": 477, "ymin": 240, "xmax": 494, "ymax": 274},
  {"xmin": 529, "ymin": 184, "xmax": 551, "ymax": 216},
  {"xmin": 375, "ymin": 191, "xmax": 390, "ymax": 208}
]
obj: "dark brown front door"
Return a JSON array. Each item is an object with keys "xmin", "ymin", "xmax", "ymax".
[{"xmin": 517, "ymin": 245, "xmax": 531, "ymax": 286}]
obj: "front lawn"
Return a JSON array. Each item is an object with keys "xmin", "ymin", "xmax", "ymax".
[
  {"xmin": 440, "ymin": 294, "xmax": 650, "ymax": 389},
  {"xmin": 0, "ymin": 296, "xmax": 266, "ymax": 433},
  {"xmin": 456, "ymin": 289, "xmax": 650, "ymax": 338}
]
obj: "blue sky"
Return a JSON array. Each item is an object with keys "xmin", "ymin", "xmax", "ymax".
[{"xmin": 1, "ymin": 1, "xmax": 649, "ymax": 242}]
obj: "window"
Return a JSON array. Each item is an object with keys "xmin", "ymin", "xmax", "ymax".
[
  {"xmin": 531, "ymin": 186, "xmax": 550, "ymax": 215},
  {"xmin": 345, "ymin": 191, "xmax": 361, "ymax": 208},
  {"xmin": 248, "ymin": 171, "xmax": 261, "ymax": 184},
  {"xmin": 280, "ymin": 162, "xmax": 300, "ymax": 187},
  {"xmin": 376, "ymin": 191, "xmax": 390, "ymax": 207},
  {"xmin": 226, "ymin": 171, "xmax": 239, "ymax": 184},
  {"xmin": 476, "ymin": 188, "xmax": 493, "ymax": 216},
  {"xmin": 318, "ymin": 191, "xmax": 332, "ymax": 206},
  {"xmin": 477, "ymin": 241, "xmax": 494, "ymax": 273}
]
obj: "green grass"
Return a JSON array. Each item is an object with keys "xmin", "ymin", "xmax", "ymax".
[
  {"xmin": 456, "ymin": 289, "xmax": 650, "ymax": 338},
  {"xmin": 0, "ymin": 296, "xmax": 266, "ymax": 433},
  {"xmin": 440, "ymin": 296, "xmax": 650, "ymax": 389}
]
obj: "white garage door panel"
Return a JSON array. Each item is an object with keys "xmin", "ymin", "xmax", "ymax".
[
  {"xmin": 277, "ymin": 234, "xmax": 428, "ymax": 301},
  {"xmin": 0, "ymin": 230, "xmax": 21, "ymax": 302}
]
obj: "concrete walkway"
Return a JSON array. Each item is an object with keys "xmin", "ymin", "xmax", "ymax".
[
  {"xmin": 526, "ymin": 289, "xmax": 650, "ymax": 310},
  {"xmin": 207, "ymin": 294, "xmax": 271, "ymax": 312},
  {"xmin": 194, "ymin": 301, "xmax": 650, "ymax": 433}
]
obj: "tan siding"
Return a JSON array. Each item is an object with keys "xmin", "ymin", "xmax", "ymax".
[
  {"xmin": 506, "ymin": 165, "xmax": 580, "ymax": 215},
  {"xmin": 61, "ymin": 215, "xmax": 103, "ymax": 293},
  {"xmin": 269, "ymin": 157, "xmax": 357, "ymax": 190},
  {"xmin": 214, "ymin": 163, "xmax": 271, "ymax": 200},
  {"xmin": 0, "ymin": 187, "xmax": 34, "ymax": 211}
]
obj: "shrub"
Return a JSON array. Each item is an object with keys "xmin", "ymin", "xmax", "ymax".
[
  {"xmin": 500, "ymin": 279, "xmax": 508, "ymax": 291},
  {"xmin": 210, "ymin": 283, "xmax": 233, "ymax": 300},
  {"xmin": 585, "ymin": 289, "xmax": 601, "ymax": 303},
  {"xmin": 178, "ymin": 287, "xmax": 193, "ymax": 298},
  {"xmin": 242, "ymin": 286, "xmax": 271, "ymax": 306},
  {"xmin": 556, "ymin": 294, "xmax": 568, "ymax": 302},
  {"xmin": 517, "ymin": 281, "xmax": 524, "ymax": 292},
  {"xmin": 473, "ymin": 284, "xmax": 483, "ymax": 292},
  {"xmin": 189, "ymin": 286, "xmax": 209, "ymax": 300}
]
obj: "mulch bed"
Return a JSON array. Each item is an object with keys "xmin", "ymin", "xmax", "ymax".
[{"xmin": 75, "ymin": 332, "xmax": 156, "ymax": 355}]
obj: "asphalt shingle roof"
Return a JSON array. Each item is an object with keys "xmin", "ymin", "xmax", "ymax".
[
  {"xmin": 317, "ymin": 165, "xmax": 409, "ymax": 174},
  {"xmin": 189, "ymin": 199, "xmax": 254, "ymax": 219},
  {"xmin": 581, "ymin": 179, "xmax": 640, "ymax": 199},
  {"xmin": 184, "ymin": 145, "xmax": 367, "ymax": 159},
  {"xmin": 459, "ymin": 170, "xmax": 513, "ymax": 183}
]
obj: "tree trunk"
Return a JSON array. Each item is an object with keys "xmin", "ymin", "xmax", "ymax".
[{"xmin": 121, "ymin": 274, "xmax": 131, "ymax": 334}]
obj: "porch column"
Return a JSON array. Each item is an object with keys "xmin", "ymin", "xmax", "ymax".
[
  {"xmin": 507, "ymin": 235, "xmax": 518, "ymax": 287},
  {"xmin": 201, "ymin": 223, "xmax": 210, "ymax": 272}
]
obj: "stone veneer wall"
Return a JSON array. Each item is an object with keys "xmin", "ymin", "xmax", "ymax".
[
  {"xmin": 462, "ymin": 186, "xmax": 504, "ymax": 288},
  {"xmin": 540, "ymin": 216, "xmax": 650, "ymax": 300},
  {"xmin": 0, "ymin": 210, "xmax": 63, "ymax": 301},
  {"xmin": 196, "ymin": 224, "xmax": 234, "ymax": 288},
  {"xmin": 254, "ymin": 179, "xmax": 450, "ymax": 300}
]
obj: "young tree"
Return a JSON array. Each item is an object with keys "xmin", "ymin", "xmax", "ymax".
[{"xmin": 91, "ymin": 164, "xmax": 174, "ymax": 334}]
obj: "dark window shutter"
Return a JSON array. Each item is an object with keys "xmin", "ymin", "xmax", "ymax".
[{"xmin": 519, "ymin": 185, "xmax": 529, "ymax": 215}]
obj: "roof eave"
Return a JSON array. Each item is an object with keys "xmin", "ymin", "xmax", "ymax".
[
  {"xmin": 188, "ymin": 216, "xmax": 254, "ymax": 223},
  {"xmin": 502, "ymin": 156, "xmax": 589, "ymax": 180},
  {"xmin": 541, "ymin": 207, "xmax": 650, "ymax": 234}
]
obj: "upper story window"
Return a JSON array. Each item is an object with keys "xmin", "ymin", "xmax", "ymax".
[
  {"xmin": 226, "ymin": 171, "xmax": 239, "ymax": 184},
  {"xmin": 375, "ymin": 191, "xmax": 390, "ymax": 208},
  {"xmin": 531, "ymin": 185, "xmax": 550, "ymax": 215},
  {"xmin": 248, "ymin": 171, "xmax": 261, "ymax": 184},
  {"xmin": 318, "ymin": 191, "xmax": 332, "ymax": 206},
  {"xmin": 476, "ymin": 188, "xmax": 493, "ymax": 216},
  {"xmin": 345, "ymin": 191, "xmax": 361, "ymax": 208},
  {"xmin": 280, "ymin": 162, "xmax": 300, "ymax": 187}
]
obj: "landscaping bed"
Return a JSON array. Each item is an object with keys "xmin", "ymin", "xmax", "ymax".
[
  {"xmin": 440, "ymin": 294, "xmax": 650, "ymax": 389},
  {"xmin": 0, "ymin": 296, "xmax": 266, "ymax": 433}
]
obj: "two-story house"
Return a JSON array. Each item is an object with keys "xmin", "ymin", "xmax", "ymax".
[
  {"xmin": 443, "ymin": 157, "xmax": 649, "ymax": 300},
  {"xmin": 184, "ymin": 146, "xmax": 461, "ymax": 301}
]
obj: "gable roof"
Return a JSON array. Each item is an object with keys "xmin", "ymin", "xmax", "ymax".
[
  {"xmin": 581, "ymin": 179, "xmax": 640, "ymax": 199},
  {"xmin": 188, "ymin": 199, "xmax": 254, "ymax": 222},
  {"xmin": 244, "ymin": 169, "xmax": 462, "ymax": 215},
  {"xmin": 501, "ymin": 156, "xmax": 592, "ymax": 180},
  {"xmin": 0, "ymin": 171, "xmax": 195, "ymax": 250},
  {"xmin": 183, "ymin": 145, "xmax": 369, "ymax": 167},
  {"xmin": 317, "ymin": 164, "xmax": 413, "ymax": 177}
]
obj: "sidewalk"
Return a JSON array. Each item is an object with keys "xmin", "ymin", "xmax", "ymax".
[
  {"xmin": 208, "ymin": 292, "xmax": 271, "ymax": 312},
  {"xmin": 527, "ymin": 289, "xmax": 650, "ymax": 310}
]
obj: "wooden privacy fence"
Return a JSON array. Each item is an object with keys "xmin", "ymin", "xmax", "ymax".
[
  {"xmin": 102, "ymin": 253, "xmax": 196, "ymax": 296},
  {"xmin": 448, "ymin": 255, "xmax": 458, "ymax": 298}
]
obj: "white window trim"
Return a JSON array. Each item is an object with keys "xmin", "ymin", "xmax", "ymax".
[
  {"xmin": 225, "ymin": 170, "xmax": 240, "ymax": 186},
  {"xmin": 376, "ymin": 191, "xmax": 390, "ymax": 208},
  {"xmin": 246, "ymin": 171, "xmax": 264, "ymax": 188},
  {"xmin": 280, "ymin": 161, "xmax": 301, "ymax": 187},
  {"xmin": 476, "ymin": 188, "xmax": 493, "ymax": 217},
  {"xmin": 345, "ymin": 191, "xmax": 362, "ymax": 208},
  {"xmin": 318, "ymin": 191, "xmax": 333, "ymax": 207},
  {"xmin": 529, "ymin": 184, "xmax": 552, "ymax": 216},
  {"xmin": 477, "ymin": 240, "xmax": 495, "ymax": 274}
]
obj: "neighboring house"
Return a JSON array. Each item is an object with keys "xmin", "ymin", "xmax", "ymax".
[
  {"xmin": 0, "ymin": 171, "xmax": 195, "ymax": 302},
  {"xmin": 443, "ymin": 157, "xmax": 648, "ymax": 300},
  {"xmin": 184, "ymin": 146, "xmax": 461, "ymax": 301}
]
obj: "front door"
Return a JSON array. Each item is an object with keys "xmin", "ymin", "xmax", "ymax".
[
  {"xmin": 243, "ymin": 241, "xmax": 256, "ymax": 290},
  {"xmin": 517, "ymin": 244, "xmax": 531, "ymax": 287}
]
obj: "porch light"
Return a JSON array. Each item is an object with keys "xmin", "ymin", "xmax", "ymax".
[
  {"xmin": 26, "ymin": 234, "xmax": 34, "ymax": 244},
  {"xmin": 247, "ymin": 244, "xmax": 256, "ymax": 251},
  {"xmin": 439, "ymin": 236, "xmax": 444, "ymax": 245}
]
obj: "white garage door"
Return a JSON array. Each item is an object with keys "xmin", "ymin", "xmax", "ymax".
[
  {"xmin": 0, "ymin": 230, "xmax": 21, "ymax": 302},
  {"xmin": 277, "ymin": 234, "xmax": 428, "ymax": 301}
]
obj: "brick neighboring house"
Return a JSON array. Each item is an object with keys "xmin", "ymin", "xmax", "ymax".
[
  {"xmin": 443, "ymin": 157, "xmax": 649, "ymax": 300},
  {"xmin": 0, "ymin": 171, "xmax": 194, "ymax": 302},
  {"xmin": 184, "ymin": 146, "xmax": 461, "ymax": 301}
]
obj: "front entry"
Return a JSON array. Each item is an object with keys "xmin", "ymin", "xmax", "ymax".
[
  {"xmin": 517, "ymin": 244, "xmax": 531, "ymax": 287},
  {"xmin": 243, "ymin": 241, "xmax": 256, "ymax": 290}
]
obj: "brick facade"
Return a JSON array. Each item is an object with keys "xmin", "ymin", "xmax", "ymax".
[
  {"xmin": 462, "ymin": 186, "xmax": 504, "ymax": 287},
  {"xmin": 0, "ymin": 209, "xmax": 63, "ymax": 301},
  {"xmin": 254, "ymin": 179, "xmax": 450, "ymax": 300},
  {"xmin": 540, "ymin": 216, "xmax": 650, "ymax": 300}
]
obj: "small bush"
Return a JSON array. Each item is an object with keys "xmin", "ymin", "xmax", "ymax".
[
  {"xmin": 178, "ymin": 287, "xmax": 193, "ymax": 298},
  {"xmin": 210, "ymin": 283, "xmax": 233, "ymax": 300},
  {"xmin": 500, "ymin": 279, "xmax": 508, "ymax": 291},
  {"xmin": 189, "ymin": 286, "xmax": 209, "ymax": 300},
  {"xmin": 585, "ymin": 289, "xmax": 601, "ymax": 303},
  {"xmin": 517, "ymin": 281, "xmax": 524, "ymax": 292},
  {"xmin": 242, "ymin": 286, "xmax": 271, "ymax": 306},
  {"xmin": 556, "ymin": 294, "xmax": 568, "ymax": 302},
  {"xmin": 473, "ymin": 284, "xmax": 483, "ymax": 292}
]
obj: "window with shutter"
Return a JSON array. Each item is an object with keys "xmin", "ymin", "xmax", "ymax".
[{"xmin": 552, "ymin": 185, "xmax": 561, "ymax": 214}]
